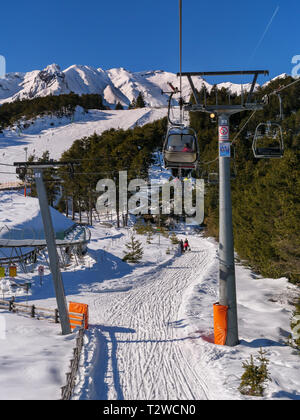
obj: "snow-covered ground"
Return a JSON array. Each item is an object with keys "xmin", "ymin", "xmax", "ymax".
[
  {"xmin": 0, "ymin": 313, "xmax": 76, "ymax": 400},
  {"xmin": 0, "ymin": 192, "xmax": 74, "ymax": 238},
  {"xmin": 71, "ymin": 231, "xmax": 299, "ymax": 400},
  {"xmin": 0, "ymin": 193, "xmax": 299, "ymax": 400},
  {"xmin": 0, "ymin": 107, "xmax": 168, "ymax": 183}
]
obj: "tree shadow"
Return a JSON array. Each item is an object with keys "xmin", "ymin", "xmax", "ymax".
[
  {"xmin": 12, "ymin": 248, "xmax": 135, "ymax": 303},
  {"xmin": 271, "ymin": 390, "xmax": 300, "ymax": 400},
  {"xmin": 239, "ymin": 338, "xmax": 287, "ymax": 348},
  {"xmin": 80, "ymin": 324, "xmax": 203, "ymax": 400},
  {"xmin": 0, "ymin": 136, "xmax": 31, "ymax": 149}
]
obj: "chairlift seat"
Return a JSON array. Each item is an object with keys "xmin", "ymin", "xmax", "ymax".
[
  {"xmin": 252, "ymin": 122, "xmax": 284, "ymax": 159},
  {"xmin": 254, "ymin": 147, "xmax": 284, "ymax": 158},
  {"xmin": 164, "ymin": 150, "xmax": 197, "ymax": 164},
  {"xmin": 163, "ymin": 126, "xmax": 199, "ymax": 170}
]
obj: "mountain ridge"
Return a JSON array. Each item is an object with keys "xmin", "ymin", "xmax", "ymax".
[{"xmin": 0, "ymin": 63, "xmax": 285, "ymax": 108}]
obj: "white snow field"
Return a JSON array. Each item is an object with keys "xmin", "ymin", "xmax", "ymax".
[
  {"xmin": 0, "ymin": 312, "xmax": 76, "ymax": 400},
  {"xmin": 0, "ymin": 194, "xmax": 299, "ymax": 400},
  {"xmin": 70, "ymin": 231, "xmax": 299, "ymax": 401},
  {"xmin": 0, "ymin": 107, "xmax": 168, "ymax": 183}
]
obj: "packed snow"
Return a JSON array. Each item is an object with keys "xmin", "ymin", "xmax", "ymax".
[{"xmin": 0, "ymin": 107, "xmax": 168, "ymax": 183}]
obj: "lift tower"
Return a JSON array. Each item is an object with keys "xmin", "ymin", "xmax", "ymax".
[
  {"xmin": 180, "ymin": 70, "xmax": 269, "ymax": 346},
  {"xmin": 14, "ymin": 161, "xmax": 76, "ymax": 335}
]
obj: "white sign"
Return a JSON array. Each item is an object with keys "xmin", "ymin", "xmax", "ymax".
[{"xmin": 219, "ymin": 126, "xmax": 229, "ymax": 141}]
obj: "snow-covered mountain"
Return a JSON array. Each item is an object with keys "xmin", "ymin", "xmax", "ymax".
[
  {"xmin": 0, "ymin": 64, "xmax": 70, "ymax": 102},
  {"xmin": 0, "ymin": 63, "xmax": 269, "ymax": 108}
]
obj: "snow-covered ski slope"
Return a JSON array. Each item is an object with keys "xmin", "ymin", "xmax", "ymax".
[
  {"xmin": 0, "ymin": 107, "xmax": 168, "ymax": 183},
  {"xmin": 0, "ymin": 198, "xmax": 299, "ymax": 399},
  {"xmin": 70, "ymin": 230, "xmax": 299, "ymax": 401},
  {"xmin": 73, "ymin": 239, "xmax": 217, "ymax": 400}
]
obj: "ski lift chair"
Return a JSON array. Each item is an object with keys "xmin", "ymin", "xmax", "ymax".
[
  {"xmin": 163, "ymin": 126, "xmax": 199, "ymax": 171},
  {"xmin": 207, "ymin": 172, "xmax": 219, "ymax": 185},
  {"xmin": 252, "ymin": 122, "xmax": 284, "ymax": 159}
]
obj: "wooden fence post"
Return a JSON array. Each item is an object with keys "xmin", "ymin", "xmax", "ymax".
[
  {"xmin": 9, "ymin": 299, "xmax": 13, "ymax": 312},
  {"xmin": 55, "ymin": 309, "xmax": 59, "ymax": 323}
]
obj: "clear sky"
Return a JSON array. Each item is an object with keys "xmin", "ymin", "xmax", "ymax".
[{"xmin": 0, "ymin": 0, "xmax": 299, "ymax": 84}]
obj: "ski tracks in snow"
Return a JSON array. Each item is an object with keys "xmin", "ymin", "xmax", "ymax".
[{"xmin": 73, "ymin": 242, "xmax": 216, "ymax": 400}]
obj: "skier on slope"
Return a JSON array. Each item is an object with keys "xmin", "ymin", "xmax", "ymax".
[
  {"xmin": 179, "ymin": 239, "xmax": 184, "ymax": 254},
  {"xmin": 183, "ymin": 238, "xmax": 190, "ymax": 252}
]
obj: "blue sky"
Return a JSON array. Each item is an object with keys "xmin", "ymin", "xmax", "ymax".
[{"xmin": 0, "ymin": 0, "xmax": 299, "ymax": 83}]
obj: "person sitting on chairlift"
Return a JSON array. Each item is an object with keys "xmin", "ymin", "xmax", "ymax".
[{"xmin": 182, "ymin": 143, "xmax": 192, "ymax": 152}]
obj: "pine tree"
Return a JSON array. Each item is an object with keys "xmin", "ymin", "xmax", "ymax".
[
  {"xmin": 115, "ymin": 102, "xmax": 124, "ymax": 110},
  {"xmin": 135, "ymin": 92, "xmax": 146, "ymax": 108},
  {"xmin": 290, "ymin": 301, "xmax": 300, "ymax": 349},
  {"xmin": 170, "ymin": 232, "xmax": 179, "ymax": 244},
  {"xmin": 146, "ymin": 229, "xmax": 154, "ymax": 244},
  {"xmin": 122, "ymin": 235, "xmax": 144, "ymax": 263},
  {"xmin": 27, "ymin": 151, "xmax": 59, "ymax": 206},
  {"xmin": 238, "ymin": 348, "xmax": 271, "ymax": 396}
]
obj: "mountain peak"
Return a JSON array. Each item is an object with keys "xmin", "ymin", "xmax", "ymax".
[{"xmin": 43, "ymin": 63, "xmax": 62, "ymax": 74}]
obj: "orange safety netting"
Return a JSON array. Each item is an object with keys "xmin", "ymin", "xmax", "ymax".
[{"xmin": 69, "ymin": 302, "xmax": 89, "ymax": 330}]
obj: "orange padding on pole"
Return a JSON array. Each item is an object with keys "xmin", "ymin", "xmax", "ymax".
[
  {"xmin": 69, "ymin": 302, "xmax": 89, "ymax": 330},
  {"xmin": 213, "ymin": 303, "xmax": 228, "ymax": 345}
]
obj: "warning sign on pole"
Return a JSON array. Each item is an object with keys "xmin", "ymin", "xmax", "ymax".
[
  {"xmin": 219, "ymin": 125, "xmax": 229, "ymax": 141},
  {"xmin": 219, "ymin": 142, "xmax": 231, "ymax": 158}
]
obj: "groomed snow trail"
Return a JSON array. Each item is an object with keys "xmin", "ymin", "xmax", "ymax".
[{"xmin": 74, "ymin": 242, "xmax": 216, "ymax": 400}]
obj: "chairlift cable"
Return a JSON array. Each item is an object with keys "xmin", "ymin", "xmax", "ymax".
[
  {"xmin": 270, "ymin": 77, "xmax": 300, "ymax": 95},
  {"xmin": 201, "ymin": 156, "xmax": 219, "ymax": 166},
  {"xmin": 231, "ymin": 76, "xmax": 300, "ymax": 147},
  {"xmin": 250, "ymin": 77, "xmax": 300, "ymax": 158},
  {"xmin": 179, "ymin": 0, "xmax": 183, "ymax": 124},
  {"xmin": 231, "ymin": 110, "xmax": 258, "ymax": 145}
]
